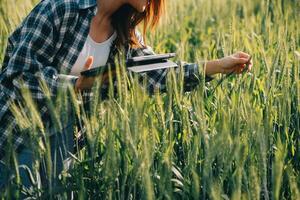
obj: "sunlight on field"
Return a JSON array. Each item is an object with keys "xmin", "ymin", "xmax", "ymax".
[{"xmin": 0, "ymin": 0, "xmax": 299, "ymax": 199}]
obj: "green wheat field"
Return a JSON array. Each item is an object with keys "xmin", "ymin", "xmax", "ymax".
[{"xmin": 0, "ymin": 0, "xmax": 299, "ymax": 199}]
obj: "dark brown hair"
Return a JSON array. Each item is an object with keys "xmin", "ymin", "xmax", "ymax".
[{"xmin": 111, "ymin": 0, "xmax": 165, "ymax": 48}]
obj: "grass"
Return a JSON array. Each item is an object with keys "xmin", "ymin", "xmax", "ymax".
[{"xmin": 0, "ymin": 0, "xmax": 299, "ymax": 199}]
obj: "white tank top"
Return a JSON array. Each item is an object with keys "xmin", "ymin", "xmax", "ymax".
[{"xmin": 70, "ymin": 31, "xmax": 117, "ymax": 76}]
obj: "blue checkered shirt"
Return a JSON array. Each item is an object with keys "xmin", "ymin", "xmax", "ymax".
[{"xmin": 0, "ymin": 0, "xmax": 213, "ymax": 159}]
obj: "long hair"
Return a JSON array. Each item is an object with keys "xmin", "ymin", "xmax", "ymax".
[{"xmin": 111, "ymin": 0, "xmax": 165, "ymax": 48}]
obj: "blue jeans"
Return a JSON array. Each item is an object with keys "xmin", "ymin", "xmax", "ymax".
[{"xmin": 0, "ymin": 112, "xmax": 76, "ymax": 196}]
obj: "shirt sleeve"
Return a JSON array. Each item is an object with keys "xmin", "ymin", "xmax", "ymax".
[
  {"xmin": 1, "ymin": 1, "xmax": 78, "ymax": 101},
  {"xmin": 132, "ymin": 31, "xmax": 214, "ymax": 94}
]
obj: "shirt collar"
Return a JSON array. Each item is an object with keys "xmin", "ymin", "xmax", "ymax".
[{"xmin": 78, "ymin": 0, "xmax": 97, "ymax": 9}]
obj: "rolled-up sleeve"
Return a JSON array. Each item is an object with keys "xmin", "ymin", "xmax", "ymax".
[
  {"xmin": 137, "ymin": 57, "xmax": 214, "ymax": 94},
  {"xmin": 131, "ymin": 31, "xmax": 214, "ymax": 94}
]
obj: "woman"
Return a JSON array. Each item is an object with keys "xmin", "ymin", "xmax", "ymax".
[{"xmin": 0, "ymin": 0, "xmax": 252, "ymax": 192}]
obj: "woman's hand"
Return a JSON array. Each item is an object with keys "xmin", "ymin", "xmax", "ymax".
[
  {"xmin": 74, "ymin": 56, "xmax": 115, "ymax": 93},
  {"xmin": 75, "ymin": 56, "xmax": 96, "ymax": 92},
  {"xmin": 217, "ymin": 51, "xmax": 253, "ymax": 74}
]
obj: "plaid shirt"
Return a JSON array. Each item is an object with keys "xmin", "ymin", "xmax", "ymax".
[{"xmin": 0, "ymin": 0, "xmax": 213, "ymax": 159}]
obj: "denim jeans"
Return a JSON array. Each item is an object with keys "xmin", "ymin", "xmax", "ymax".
[{"xmin": 0, "ymin": 111, "xmax": 76, "ymax": 197}]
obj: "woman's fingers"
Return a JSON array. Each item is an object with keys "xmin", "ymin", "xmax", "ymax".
[
  {"xmin": 75, "ymin": 56, "xmax": 95, "ymax": 92},
  {"xmin": 233, "ymin": 51, "xmax": 251, "ymax": 65},
  {"xmin": 84, "ymin": 56, "xmax": 94, "ymax": 70},
  {"xmin": 235, "ymin": 57, "xmax": 249, "ymax": 65},
  {"xmin": 218, "ymin": 52, "xmax": 252, "ymax": 74},
  {"xmin": 248, "ymin": 63, "xmax": 253, "ymax": 72},
  {"xmin": 234, "ymin": 64, "xmax": 244, "ymax": 74},
  {"xmin": 235, "ymin": 52, "xmax": 253, "ymax": 72},
  {"xmin": 236, "ymin": 51, "xmax": 250, "ymax": 59}
]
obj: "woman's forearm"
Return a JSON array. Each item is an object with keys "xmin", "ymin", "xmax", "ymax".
[{"xmin": 203, "ymin": 59, "xmax": 221, "ymax": 76}]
